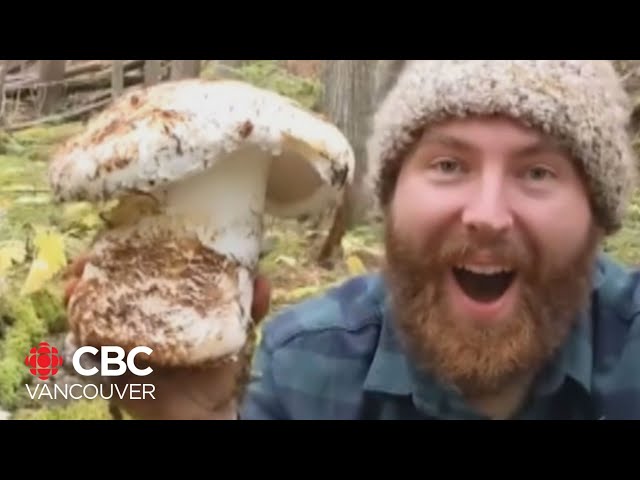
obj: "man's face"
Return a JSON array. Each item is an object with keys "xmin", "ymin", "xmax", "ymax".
[{"xmin": 384, "ymin": 115, "xmax": 601, "ymax": 397}]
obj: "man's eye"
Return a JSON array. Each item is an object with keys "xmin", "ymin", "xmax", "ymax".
[
  {"xmin": 430, "ymin": 158, "xmax": 462, "ymax": 173},
  {"xmin": 526, "ymin": 166, "xmax": 556, "ymax": 181}
]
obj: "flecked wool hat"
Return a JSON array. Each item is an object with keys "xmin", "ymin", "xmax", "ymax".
[{"xmin": 367, "ymin": 60, "xmax": 638, "ymax": 234}]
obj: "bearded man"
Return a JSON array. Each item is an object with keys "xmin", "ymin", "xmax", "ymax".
[{"xmin": 65, "ymin": 60, "xmax": 640, "ymax": 420}]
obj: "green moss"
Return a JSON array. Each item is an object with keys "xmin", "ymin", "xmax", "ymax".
[
  {"xmin": 0, "ymin": 123, "xmax": 83, "ymax": 162},
  {"xmin": 0, "ymin": 296, "xmax": 48, "ymax": 409},
  {"xmin": 341, "ymin": 224, "xmax": 384, "ymax": 255},
  {"xmin": 203, "ymin": 60, "xmax": 323, "ymax": 111},
  {"xmin": 10, "ymin": 123, "xmax": 83, "ymax": 146},
  {"xmin": 605, "ymin": 191, "xmax": 640, "ymax": 265},
  {"xmin": 0, "ymin": 155, "xmax": 58, "ymax": 245},
  {"xmin": 240, "ymin": 61, "xmax": 322, "ymax": 110},
  {"xmin": 605, "ymin": 224, "xmax": 640, "ymax": 265},
  {"xmin": 0, "ymin": 156, "xmax": 48, "ymax": 189},
  {"xmin": 4, "ymin": 202, "xmax": 62, "ymax": 238},
  {"xmin": 13, "ymin": 399, "xmax": 114, "ymax": 420},
  {"xmin": 29, "ymin": 287, "xmax": 66, "ymax": 334},
  {"xmin": 259, "ymin": 228, "xmax": 307, "ymax": 276}
]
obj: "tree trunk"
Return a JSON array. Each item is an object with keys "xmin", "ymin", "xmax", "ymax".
[
  {"xmin": 111, "ymin": 60, "xmax": 124, "ymax": 99},
  {"xmin": 323, "ymin": 60, "xmax": 377, "ymax": 225},
  {"xmin": 317, "ymin": 60, "xmax": 377, "ymax": 264},
  {"xmin": 171, "ymin": 60, "xmax": 201, "ymax": 80},
  {"xmin": 218, "ymin": 60, "xmax": 248, "ymax": 68},
  {"xmin": 373, "ymin": 60, "xmax": 407, "ymax": 106},
  {"xmin": 0, "ymin": 60, "xmax": 7, "ymax": 125},
  {"xmin": 38, "ymin": 60, "xmax": 66, "ymax": 114},
  {"xmin": 144, "ymin": 60, "xmax": 162, "ymax": 86}
]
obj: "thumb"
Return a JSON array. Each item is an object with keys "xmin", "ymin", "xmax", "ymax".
[
  {"xmin": 63, "ymin": 278, "xmax": 81, "ymax": 307},
  {"xmin": 62, "ymin": 253, "xmax": 98, "ymax": 307},
  {"xmin": 62, "ymin": 253, "xmax": 93, "ymax": 280},
  {"xmin": 251, "ymin": 275, "xmax": 271, "ymax": 324}
]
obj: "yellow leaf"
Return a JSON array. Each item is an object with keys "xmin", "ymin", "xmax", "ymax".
[
  {"xmin": 272, "ymin": 285, "xmax": 324, "ymax": 305},
  {"xmin": 100, "ymin": 194, "xmax": 160, "ymax": 228},
  {"xmin": 345, "ymin": 255, "xmax": 367, "ymax": 276},
  {"xmin": 60, "ymin": 202, "xmax": 103, "ymax": 231},
  {"xmin": 20, "ymin": 226, "xmax": 67, "ymax": 295},
  {"xmin": 61, "ymin": 202, "xmax": 94, "ymax": 222},
  {"xmin": 0, "ymin": 241, "xmax": 27, "ymax": 273},
  {"xmin": 275, "ymin": 255, "xmax": 297, "ymax": 267},
  {"xmin": 80, "ymin": 213, "xmax": 102, "ymax": 229}
]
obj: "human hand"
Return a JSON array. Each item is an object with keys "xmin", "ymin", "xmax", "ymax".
[{"xmin": 63, "ymin": 254, "xmax": 272, "ymax": 420}]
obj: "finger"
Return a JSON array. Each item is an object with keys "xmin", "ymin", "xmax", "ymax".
[
  {"xmin": 62, "ymin": 253, "xmax": 93, "ymax": 280},
  {"xmin": 63, "ymin": 278, "xmax": 81, "ymax": 307},
  {"xmin": 251, "ymin": 275, "xmax": 271, "ymax": 323}
]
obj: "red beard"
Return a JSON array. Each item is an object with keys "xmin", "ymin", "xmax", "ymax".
[{"xmin": 382, "ymin": 216, "xmax": 599, "ymax": 398}]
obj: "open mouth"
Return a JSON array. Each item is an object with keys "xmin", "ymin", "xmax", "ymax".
[{"xmin": 452, "ymin": 266, "xmax": 516, "ymax": 303}]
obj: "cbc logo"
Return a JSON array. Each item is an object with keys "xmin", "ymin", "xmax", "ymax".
[
  {"xmin": 25, "ymin": 342, "xmax": 153, "ymax": 379},
  {"xmin": 24, "ymin": 342, "xmax": 64, "ymax": 381},
  {"xmin": 73, "ymin": 346, "xmax": 153, "ymax": 377}
]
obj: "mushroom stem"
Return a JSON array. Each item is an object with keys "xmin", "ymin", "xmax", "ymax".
[
  {"xmin": 162, "ymin": 146, "xmax": 272, "ymax": 268},
  {"xmin": 70, "ymin": 148, "xmax": 273, "ymax": 366}
]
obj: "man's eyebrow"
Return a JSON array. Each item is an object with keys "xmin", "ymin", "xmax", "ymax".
[
  {"xmin": 421, "ymin": 132, "xmax": 567, "ymax": 158},
  {"xmin": 419, "ymin": 132, "xmax": 479, "ymax": 153},
  {"xmin": 418, "ymin": 132, "xmax": 570, "ymax": 158},
  {"xmin": 512, "ymin": 139, "xmax": 569, "ymax": 158}
]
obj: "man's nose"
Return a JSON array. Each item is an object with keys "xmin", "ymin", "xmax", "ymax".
[{"xmin": 461, "ymin": 174, "xmax": 513, "ymax": 236}]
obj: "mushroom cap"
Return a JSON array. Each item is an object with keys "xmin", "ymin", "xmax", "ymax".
[{"xmin": 48, "ymin": 79, "xmax": 355, "ymax": 218}]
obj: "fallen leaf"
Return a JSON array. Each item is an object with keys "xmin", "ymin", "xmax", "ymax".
[
  {"xmin": 275, "ymin": 255, "xmax": 297, "ymax": 267},
  {"xmin": 100, "ymin": 194, "xmax": 160, "ymax": 228},
  {"xmin": 20, "ymin": 226, "xmax": 67, "ymax": 295},
  {"xmin": 345, "ymin": 255, "xmax": 367, "ymax": 276},
  {"xmin": 61, "ymin": 202, "xmax": 94, "ymax": 221},
  {"xmin": 272, "ymin": 285, "xmax": 324, "ymax": 305}
]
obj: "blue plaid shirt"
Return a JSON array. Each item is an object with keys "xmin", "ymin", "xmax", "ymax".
[{"xmin": 239, "ymin": 253, "xmax": 640, "ymax": 420}]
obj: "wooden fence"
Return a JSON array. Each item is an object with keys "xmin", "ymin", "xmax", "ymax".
[{"xmin": 0, "ymin": 60, "xmax": 204, "ymax": 131}]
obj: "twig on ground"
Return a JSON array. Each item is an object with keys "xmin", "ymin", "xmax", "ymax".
[{"xmin": 4, "ymin": 97, "xmax": 111, "ymax": 132}]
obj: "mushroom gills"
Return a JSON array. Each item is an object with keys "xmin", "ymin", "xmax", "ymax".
[{"xmin": 72, "ymin": 147, "xmax": 273, "ymax": 366}]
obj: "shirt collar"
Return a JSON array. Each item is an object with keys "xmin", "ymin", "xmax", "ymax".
[
  {"xmin": 363, "ymin": 254, "xmax": 605, "ymax": 406},
  {"xmin": 362, "ymin": 291, "xmax": 413, "ymax": 396},
  {"xmin": 362, "ymin": 286, "xmax": 464, "ymax": 415},
  {"xmin": 533, "ymin": 252, "xmax": 611, "ymax": 397},
  {"xmin": 532, "ymin": 309, "xmax": 593, "ymax": 397}
]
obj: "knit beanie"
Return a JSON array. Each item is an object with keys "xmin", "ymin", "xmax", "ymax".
[{"xmin": 366, "ymin": 60, "xmax": 638, "ymax": 235}]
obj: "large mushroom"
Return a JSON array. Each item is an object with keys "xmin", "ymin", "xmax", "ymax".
[{"xmin": 49, "ymin": 78, "xmax": 354, "ymax": 369}]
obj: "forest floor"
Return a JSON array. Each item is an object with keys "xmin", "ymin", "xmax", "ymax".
[{"xmin": 1, "ymin": 61, "xmax": 640, "ymax": 419}]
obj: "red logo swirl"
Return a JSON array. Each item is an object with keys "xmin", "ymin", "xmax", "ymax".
[{"xmin": 25, "ymin": 342, "xmax": 63, "ymax": 381}]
